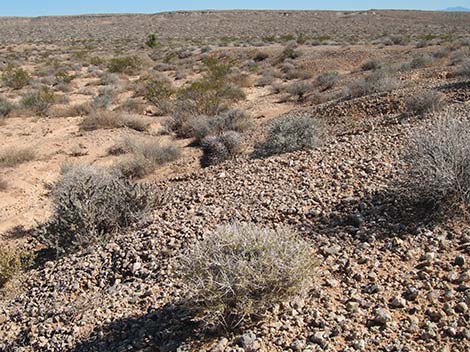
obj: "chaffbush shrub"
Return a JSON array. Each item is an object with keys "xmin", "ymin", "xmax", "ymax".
[
  {"xmin": 314, "ymin": 71, "xmax": 339, "ymax": 91},
  {"xmin": 405, "ymin": 90, "xmax": 445, "ymax": 115},
  {"xmin": 407, "ymin": 113, "xmax": 470, "ymax": 205},
  {"xmin": 286, "ymin": 81, "xmax": 313, "ymax": 102},
  {"xmin": 254, "ymin": 115, "xmax": 324, "ymax": 158},
  {"xmin": 36, "ymin": 165, "xmax": 159, "ymax": 255},
  {"xmin": 200, "ymin": 131, "xmax": 242, "ymax": 167},
  {"xmin": 179, "ymin": 223, "xmax": 315, "ymax": 329},
  {"xmin": 1, "ymin": 66, "xmax": 31, "ymax": 89}
]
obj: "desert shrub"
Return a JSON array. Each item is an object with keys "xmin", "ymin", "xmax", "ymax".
[
  {"xmin": 200, "ymin": 131, "xmax": 242, "ymax": 167},
  {"xmin": 191, "ymin": 109, "xmax": 253, "ymax": 143},
  {"xmin": 79, "ymin": 111, "xmax": 149, "ymax": 132},
  {"xmin": 117, "ymin": 98, "xmax": 147, "ymax": 114},
  {"xmin": 179, "ymin": 223, "xmax": 315, "ymax": 328},
  {"xmin": 286, "ymin": 81, "xmax": 313, "ymax": 102},
  {"xmin": 20, "ymin": 86, "xmax": 55, "ymax": 115},
  {"xmin": 55, "ymin": 71, "xmax": 75, "ymax": 84},
  {"xmin": 1, "ymin": 65, "xmax": 31, "ymax": 89},
  {"xmin": 0, "ymin": 96, "xmax": 13, "ymax": 117},
  {"xmin": 254, "ymin": 115, "xmax": 324, "ymax": 158},
  {"xmin": 254, "ymin": 51, "xmax": 269, "ymax": 62},
  {"xmin": 280, "ymin": 42, "xmax": 302, "ymax": 61},
  {"xmin": 346, "ymin": 71, "xmax": 398, "ymax": 98},
  {"xmin": 407, "ymin": 113, "xmax": 470, "ymax": 205},
  {"xmin": 405, "ymin": 90, "xmax": 445, "ymax": 115},
  {"xmin": 433, "ymin": 47, "xmax": 450, "ymax": 59},
  {"xmin": 314, "ymin": 71, "xmax": 339, "ymax": 91},
  {"xmin": 92, "ymin": 86, "xmax": 118, "ymax": 109},
  {"xmin": 361, "ymin": 59, "xmax": 383, "ymax": 71},
  {"xmin": 0, "ymin": 147, "xmax": 35, "ymax": 167},
  {"xmin": 146, "ymin": 34, "xmax": 159, "ymax": 48},
  {"xmin": 107, "ymin": 56, "xmax": 142, "ymax": 74},
  {"xmin": 0, "ymin": 247, "xmax": 34, "ymax": 288},
  {"xmin": 35, "ymin": 165, "xmax": 158, "ymax": 255},
  {"xmin": 142, "ymin": 78, "xmax": 175, "ymax": 115},
  {"xmin": 409, "ymin": 54, "xmax": 434, "ymax": 69},
  {"xmin": 456, "ymin": 59, "xmax": 470, "ymax": 77}
]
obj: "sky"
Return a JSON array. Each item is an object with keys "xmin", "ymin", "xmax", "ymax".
[{"xmin": 0, "ymin": 1, "xmax": 469, "ymax": 17}]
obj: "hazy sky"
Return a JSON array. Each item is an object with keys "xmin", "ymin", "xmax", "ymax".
[{"xmin": 1, "ymin": 1, "xmax": 469, "ymax": 16}]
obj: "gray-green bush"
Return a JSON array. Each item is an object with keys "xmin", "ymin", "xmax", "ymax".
[
  {"xmin": 179, "ymin": 223, "xmax": 315, "ymax": 329},
  {"xmin": 200, "ymin": 131, "xmax": 242, "ymax": 167}
]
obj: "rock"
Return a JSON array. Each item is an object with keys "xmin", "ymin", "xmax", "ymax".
[
  {"xmin": 455, "ymin": 302, "xmax": 468, "ymax": 313},
  {"xmin": 454, "ymin": 255, "xmax": 465, "ymax": 267},
  {"xmin": 372, "ymin": 308, "xmax": 392, "ymax": 325},
  {"xmin": 211, "ymin": 338, "xmax": 229, "ymax": 352},
  {"xmin": 389, "ymin": 296, "xmax": 406, "ymax": 309},
  {"xmin": 131, "ymin": 261, "xmax": 142, "ymax": 274},
  {"xmin": 290, "ymin": 339, "xmax": 306, "ymax": 351},
  {"xmin": 310, "ymin": 331, "xmax": 327, "ymax": 348},
  {"xmin": 235, "ymin": 331, "xmax": 257, "ymax": 351}
]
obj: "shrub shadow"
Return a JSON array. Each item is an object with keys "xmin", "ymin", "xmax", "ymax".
[{"xmin": 72, "ymin": 303, "xmax": 207, "ymax": 352}]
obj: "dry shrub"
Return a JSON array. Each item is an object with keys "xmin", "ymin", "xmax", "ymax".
[
  {"xmin": 0, "ymin": 96, "xmax": 14, "ymax": 117},
  {"xmin": 0, "ymin": 147, "xmax": 36, "ymax": 167},
  {"xmin": 79, "ymin": 110, "xmax": 149, "ymax": 132},
  {"xmin": 0, "ymin": 247, "xmax": 34, "ymax": 288},
  {"xmin": 361, "ymin": 59, "xmax": 383, "ymax": 71},
  {"xmin": 35, "ymin": 165, "xmax": 159, "ymax": 255},
  {"xmin": 200, "ymin": 131, "xmax": 243, "ymax": 167},
  {"xmin": 405, "ymin": 90, "xmax": 445, "ymax": 115},
  {"xmin": 286, "ymin": 81, "xmax": 314, "ymax": 102},
  {"xmin": 407, "ymin": 112, "xmax": 470, "ymax": 205},
  {"xmin": 456, "ymin": 59, "xmax": 470, "ymax": 77},
  {"xmin": 112, "ymin": 136, "xmax": 181, "ymax": 178},
  {"xmin": 254, "ymin": 115, "xmax": 324, "ymax": 158},
  {"xmin": 314, "ymin": 71, "xmax": 339, "ymax": 91},
  {"xmin": 20, "ymin": 86, "xmax": 55, "ymax": 116},
  {"xmin": 1, "ymin": 66, "xmax": 31, "ymax": 89},
  {"xmin": 107, "ymin": 55, "xmax": 142, "ymax": 74},
  {"xmin": 179, "ymin": 223, "xmax": 315, "ymax": 329},
  {"xmin": 346, "ymin": 71, "xmax": 398, "ymax": 98}
]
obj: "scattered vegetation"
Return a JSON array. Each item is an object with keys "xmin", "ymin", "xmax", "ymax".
[
  {"xmin": 107, "ymin": 56, "xmax": 142, "ymax": 74},
  {"xmin": 346, "ymin": 71, "xmax": 398, "ymax": 98},
  {"xmin": 35, "ymin": 165, "xmax": 159, "ymax": 255},
  {"xmin": 254, "ymin": 115, "xmax": 324, "ymax": 158},
  {"xmin": 145, "ymin": 34, "xmax": 159, "ymax": 48},
  {"xmin": 179, "ymin": 223, "xmax": 315, "ymax": 329},
  {"xmin": 20, "ymin": 86, "xmax": 55, "ymax": 115},
  {"xmin": 314, "ymin": 71, "xmax": 339, "ymax": 91},
  {"xmin": 456, "ymin": 59, "xmax": 470, "ymax": 77},
  {"xmin": 0, "ymin": 247, "xmax": 34, "ymax": 288},
  {"xmin": 0, "ymin": 96, "xmax": 14, "ymax": 117}
]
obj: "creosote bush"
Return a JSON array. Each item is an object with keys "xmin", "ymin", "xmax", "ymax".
[
  {"xmin": 254, "ymin": 115, "xmax": 324, "ymax": 158},
  {"xmin": 407, "ymin": 113, "xmax": 470, "ymax": 206},
  {"xmin": 200, "ymin": 131, "xmax": 243, "ymax": 167},
  {"xmin": 1, "ymin": 65, "xmax": 31, "ymax": 89},
  {"xmin": 405, "ymin": 90, "xmax": 445, "ymax": 115},
  {"xmin": 179, "ymin": 223, "xmax": 315, "ymax": 329},
  {"xmin": 35, "ymin": 165, "xmax": 159, "ymax": 255}
]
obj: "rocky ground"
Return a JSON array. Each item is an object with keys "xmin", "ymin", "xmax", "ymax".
[
  {"xmin": 0, "ymin": 10, "xmax": 470, "ymax": 352},
  {"xmin": 1, "ymin": 78, "xmax": 469, "ymax": 351}
]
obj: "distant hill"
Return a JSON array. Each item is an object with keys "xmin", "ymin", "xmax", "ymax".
[{"xmin": 444, "ymin": 6, "xmax": 470, "ymax": 12}]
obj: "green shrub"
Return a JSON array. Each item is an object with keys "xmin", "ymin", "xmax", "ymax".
[
  {"xmin": 179, "ymin": 223, "xmax": 315, "ymax": 329},
  {"xmin": 142, "ymin": 78, "xmax": 175, "ymax": 115},
  {"xmin": 254, "ymin": 115, "xmax": 324, "ymax": 158},
  {"xmin": 200, "ymin": 131, "xmax": 243, "ymax": 167},
  {"xmin": 405, "ymin": 90, "xmax": 445, "ymax": 115},
  {"xmin": 107, "ymin": 56, "xmax": 142, "ymax": 74},
  {"xmin": 35, "ymin": 165, "xmax": 159, "ymax": 255},
  {"xmin": 407, "ymin": 113, "xmax": 470, "ymax": 205},
  {"xmin": 0, "ymin": 147, "xmax": 36, "ymax": 168},
  {"xmin": 145, "ymin": 34, "xmax": 159, "ymax": 48},
  {"xmin": 20, "ymin": 86, "xmax": 55, "ymax": 115},
  {"xmin": 1, "ymin": 66, "xmax": 31, "ymax": 89}
]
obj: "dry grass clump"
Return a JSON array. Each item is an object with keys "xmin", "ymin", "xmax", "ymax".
[
  {"xmin": 1, "ymin": 65, "xmax": 31, "ymax": 89},
  {"xmin": 0, "ymin": 147, "xmax": 36, "ymax": 168},
  {"xmin": 35, "ymin": 165, "xmax": 159, "ymax": 255},
  {"xmin": 286, "ymin": 80, "xmax": 314, "ymax": 102},
  {"xmin": 254, "ymin": 115, "xmax": 324, "ymax": 158},
  {"xmin": 200, "ymin": 131, "xmax": 243, "ymax": 167},
  {"xmin": 179, "ymin": 223, "xmax": 315, "ymax": 329},
  {"xmin": 0, "ymin": 247, "xmax": 34, "ymax": 288},
  {"xmin": 314, "ymin": 71, "xmax": 339, "ymax": 91},
  {"xmin": 456, "ymin": 59, "xmax": 470, "ymax": 77},
  {"xmin": 346, "ymin": 71, "xmax": 398, "ymax": 98},
  {"xmin": 0, "ymin": 96, "xmax": 14, "ymax": 117},
  {"xmin": 112, "ymin": 136, "xmax": 181, "ymax": 178},
  {"xmin": 407, "ymin": 112, "xmax": 470, "ymax": 206},
  {"xmin": 79, "ymin": 110, "xmax": 150, "ymax": 132},
  {"xmin": 405, "ymin": 90, "xmax": 445, "ymax": 115}
]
